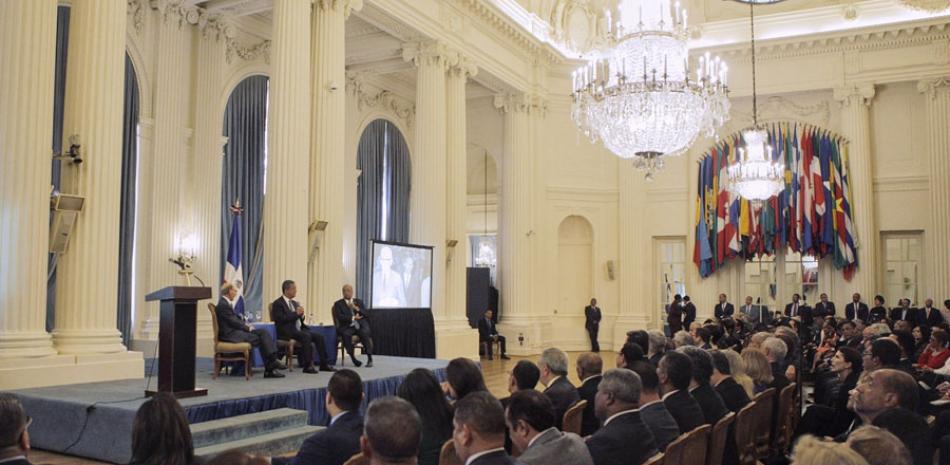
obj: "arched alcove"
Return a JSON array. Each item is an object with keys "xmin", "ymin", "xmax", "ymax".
[{"xmin": 557, "ymin": 215, "xmax": 594, "ymax": 320}]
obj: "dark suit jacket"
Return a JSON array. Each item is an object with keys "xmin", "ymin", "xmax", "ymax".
[
  {"xmin": 585, "ymin": 306, "xmax": 602, "ymax": 330},
  {"xmin": 715, "ymin": 377, "xmax": 751, "ymax": 413},
  {"xmin": 667, "ymin": 305, "xmax": 684, "ymax": 333},
  {"xmin": 889, "ymin": 307, "xmax": 921, "ymax": 326},
  {"xmin": 663, "ymin": 390, "xmax": 705, "ymax": 433},
  {"xmin": 333, "ymin": 298, "xmax": 367, "ymax": 331},
  {"xmin": 923, "ymin": 307, "xmax": 944, "ymax": 327},
  {"xmin": 785, "ymin": 303, "xmax": 813, "ymax": 327},
  {"xmin": 578, "ymin": 375, "xmax": 602, "ymax": 437},
  {"xmin": 648, "ymin": 352, "xmax": 664, "ymax": 367},
  {"xmin": 714, "ymin": 303, "xmax": 735, "ymax": 320},
  {"xmin": 544, "ymin": 377, "xmax": 580, "ymax": 430},
  {"xmin": 215, "ymin": 297, "xmax": 251, "ymax": 343},
  {"xmin": 769, "ymin": 363, "xmax": 790, "ymax": 391},
  {"xmin": 869, "ymin": 306, "xmax": 888, "ymax": 323},
  {"xmin": 585, "ymin": 411, "xmax": 658, "ymax": 465},
  {"xmin": 814, "ymin": 301, "xmax": 836, "ymax": 318},
  {"xmin": 845, "ymin": 302, "xmax": 870, "ymax": 322},
  {"xmin": 0, "ymin": 459, "xmax": 31, "ymax": 465},
  {"xmin": 683, "ymin": 303, "xmax": 697, "ymax": 327},
  {"xmin": 271, "ymin": 297, "xmax": 308, "ymax": 340},
  {"xmin": 690, "ymin": 383, "xmax": 729, "ymax": 425},
  {"xmin": 638, "ymin": 401, "xmax": 680, "ymax": 451},
  {"xmin": 289, "ymin": 411, "xmax": 363, "ymax": 465},
  {"xmin": 478, "ymin": 317, "xmax": 500, "ymax": 342},
  {"xmin": 469, "ymin": 450, "xmax": 525, "ymax": 465}
]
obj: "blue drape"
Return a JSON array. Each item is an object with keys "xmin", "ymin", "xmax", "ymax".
[
  {"xmin": 356, "ymin": 119, "xmax": 411, "ymax": 300},
  {"xmin": 47, "ymin": 5, "xmax": 70, "ymax": 332},
  {"xmin": 116, "ymin": 55, "xmax": 140, "ymax": 346},
  {"xmin": 221, "ymin": 76, "xmax": 268, "ymax": 316}
]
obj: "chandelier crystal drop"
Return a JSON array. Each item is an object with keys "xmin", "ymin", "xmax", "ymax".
[{"xmin": 571, "ymin": 0, "xmax": 731, "ymax": 178}]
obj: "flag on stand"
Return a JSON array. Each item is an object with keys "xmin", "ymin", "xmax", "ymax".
[{"xmin": 224, "ymin": 202, "xmax": 245, "ymax": 318}]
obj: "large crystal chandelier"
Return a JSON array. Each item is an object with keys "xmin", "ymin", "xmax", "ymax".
[
  {"xmin": 726, "ymin": 3, "xmax": 785, "ymax": 201},
  {"xmin": 571, "ymin": 0, "xmax": 730, "ymax": 179}
]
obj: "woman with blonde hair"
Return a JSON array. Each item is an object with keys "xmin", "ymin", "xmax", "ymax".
[
  {"xmin": 723, "ymin": 349, "xmax": 755, "ymax": 398},
  {"xmin": 741, "ymin": 349, "xmax": 774, "ymax": 394},
  {"xmin": 792, "ymin": 435, "xmax": 869, "ymax": 465}
]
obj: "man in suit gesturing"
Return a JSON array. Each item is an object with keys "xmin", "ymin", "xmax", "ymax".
[
  {"xmin": 282, "ymin": 370, "xmax": 364, "ymax": 465},
  {"xmin": 714, "ymin": 294, "xmax": 734, "ymax": 321},
  {"xmin": 586, "ymin": 369, "xmax": 659, "ymax": 465},
  {"xmin": 333, "ymin": 284, "xmax": 374, "ymax": 367},
  {"xmin": 478, "ymin": 310, "xmax": 509, "ymax": 360},
  {"xmin": 585, "ymin": 298, "xmax": 602, "ymax": 353},
  {"xmin": 270, "ymin": 280, "xmax": 334, "ymax": 373},
  {"xmin": 215, "ymin": 283, "xmax": 285, "ymax": 378}
]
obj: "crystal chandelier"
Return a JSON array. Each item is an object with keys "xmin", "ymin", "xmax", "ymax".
[
  {"xmin": 726, "ymin": 3, "xmax": 785, "ymax": 202},
  {"xmin": 570, "ymin": 0, "xmax": 730, "ymax": 179}
]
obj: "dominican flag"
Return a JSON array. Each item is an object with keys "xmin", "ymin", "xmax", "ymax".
[{"xmin": 225, "ymin": 205, "xmax": 245, "ymax": 318}]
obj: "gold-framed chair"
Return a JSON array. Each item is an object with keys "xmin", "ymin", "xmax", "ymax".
[
  {"xmin": 439, "ymin": 439, "xmax": 463, "ymax": 465},
  {"xmin": 665, "ymin": 424, "xmax": 711, "ymax": 465},
  {"xmin": 332, "ymin": 312, "xmax": 363, "ymax": 366},
  {"xmin": 342, "ymin": 453, "xmax": 369, "ymax": 465},
  {"xmin": 562, "ymin": 399, "xmax": 587, "ymax": 435},
  {"xmin": 479, "ymin": 339, "xmax": 502, "ymax": 360},
  {"xmin": 733, "ymin": 402, "xmax": 758, "ymax": 465},
  {"xmin": 772, "ymin": 383, "xmax": 798, "ymax": 455},
  {"xmin": 752, "ymin": 388, "xmax": 777, "ymax": 461},
  {"xmin": 207, "ymin": 303, "xmax": 252, "ymax": 380},
  {"xmin": 706, "ymin": 411, "xmax": 735, "ymax": 465},
  {"xmin": 644, "ymin": 452, "xmax": 664, "ymax": 465}
]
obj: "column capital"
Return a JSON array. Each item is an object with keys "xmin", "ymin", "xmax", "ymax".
[
  {"xmin": 493, "ymin": 92, "xmax": 548, "ymax": 117},
  {"xmin": 314, "ymin": 0, "xmax": 363, "ymax": 18},
  {"xmin": 833, "ymin": 83, "xmax": 876, "ymax": 106},
  {"xmin": 917, "ymin": 77, "xmax": 950, "ymax": 99},
  {"xmin": 402, "ymin": 41, "xmax": 453, "ymax": 70},
  {"xmin": 447, "ymin": 53, "xmax": 478, "ymax": 80}
]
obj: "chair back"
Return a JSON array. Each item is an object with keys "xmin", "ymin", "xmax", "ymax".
[
  {"xmin": 439, "ymin": 439, "xmax": 463, "ymax": 465},
  {"xmin": 733, "ymin": 402, "xmax": 757, "ymax": 465},
  {"xmin": 773, "ymin": 383, "xmax": 797, "ymax": 452},
  {"xmin": 644, "ymin": 452, "xmax": 664, "ymax": 465},
  {"xmin": 342, "ymin": 453, "xmax": 370, "ymax": 465},
  {"xmin": 562, "ymin": 399, "xmax": 587, "ymax": 435},
  {"xmin": 682, "ymin": 424, "xmax": 711, "ymax": 465},
  {"xmin": 706, "ymin": 412, "xmax": 735, "ymax": 465},
  {"xmin": 752, "ymin": 388, "xmax": 776, "ymax": 460},
  {"xmin": 207, "ymin": 303, "xmax": 220, "ymax": 343}
]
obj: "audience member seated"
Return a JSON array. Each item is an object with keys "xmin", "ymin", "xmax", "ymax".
[
  {"xmin": 678, "ymin": 346, "xmax": 728, "ymax": 425},
  {"xmin": 270, "ymin": 280, "xmax": 334, "ymax": 373},
  {"xmin": 626, "ymin": 330, "xmax": 650, "ymax": 355},
  {"xmin": 672, "ymin": 330, "xmax": 695, "ymax": 348},
  {"xmin": 452, "ymin": 391, "xmax": 524, "ymax": 465},
  {"xmin": 0, "ymin": 394, "xmax": 34, "ymax": 465},
  {"xmin": 508, "ymin": 360, "xmax": 541, "ymax": 399},
  {"xmin": 762, "ymin": 337, "xmax": 790, "ymax": 390},
  {"xmin": 839, "ymin": 320, "xmax": 864, "ymax": 350},
  {"xmin": 216, "ymin": 283, "xmax": 285, "ymax": 378},
  {"xmin": 333, "ymin": 284, "xmax": 375, "ymax": 367},
  {"xmin": 694, "ymin": 327, "xmax": 712, "ymax": 350},
  {"xmin": 722, "ymin": 349, "xmax": 755, "ymax": 398},
  {"xmin": 505, "ymin": 390, "xmax": 593, "ymax": 465},
  {"xmin": 912, "ymin": 325, "xmax": 932, "ymax": 360},
  {"xmin": 398, "ymin": 369, "xmax": 454, "ymax": 465},
  {"xmin": 478, "ymin": 309, "xmax": 509, "ymax": 360},
  {"xmin": 586, "ymin": 369, "xmax": 659, "ymax": 465},
  {"xmin": 616, "ymin": 342, "xmax": 645, "ymax": 369},
  {"xmin": 443, "ymin": 357, "xmax": 489, "ymax": 402},
  {"xmin": 709, "ymin": 350, "xmax": 751, "ymax": 413},
  {"xmin": 796, "ymin": 347, "xmax": 862, "ymax": 439},
  {"xmin": 792, "ymin": 435, "xmax": 870, "ymax": 465},
  {"xmin": 360, "ymin": 397, "xmax": 423, "ymax": 465},
  {"xmin": 538, "ymin": 348, "xmax": 579, "ymax": 430},
  {"xmin": 129, "ymin": 393, "xmax": 194, "ymax": 465},
  {"xmin": 746, "ymin": 331, "xmax": 771, "ymax": 351},
  {"xmin": 281, "ymin": 369, "xmax": 364, "ymax": 465},
  {"xmin": 575, "ymin": 353, "xmax": 603, "ymax": 437},
  {"xmin": 917, "ymin": 328, "xmax": 950, "ymax": 371},
  {"xmin": 870, "ymin": 408, "xmax": 932, "ymax": 465},
  {"xmin": 846, "ymin": 425, "xmax": 912, "ymax": 465},
  {"xmin": 646, "ymin": 330, "xmax": 668, "ymax": 366},
  {"xmin": 869, "ymin": 296, "xmax": 888, "ymax": 324},
  {"xmin": 740, "ymin": 349, "xmax": 774, "ymax": 394},
  {"xmin": 889, "ymin": 330, "xmax": 917, "ymax": 373},
  {"xmin": 628, "ymin": 361, "xmax": 679, "ymax": 450},
  {"xmin": 890, "ymin": 299, "xmax": 920, "ymax": 327},
  {"xmin": 657, "ymin": 351, "xmax": 705, "ymax": 432},
  {"xmin": 847, "ymin": 369, "xmax": 918, "ymax": 437},
  {"xmin": 865, "ymin": 338, "xmax": 903, "ymax": 373},
  {"xmin": 206, "ymin": 451, "xmax": 270, "ymax": 465}
]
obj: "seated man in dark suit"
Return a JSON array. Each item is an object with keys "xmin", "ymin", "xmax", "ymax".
[
  {"xmin": 814, "ymin": 293, "xmax": 836, "ymax": 319},
  {"xmin": 762, "ymin": 337, "xmax": 790, "ymax": 391},
  {"xmin": 921, "ymin": 298, "xmax": 944, "ymax": 327},
  {"xmin": 506, "ymin": 390, "xmax": 594, "ymax": 465},
  {"xmin": 360, "ymin": 397, "xmax": 423, "ymax": 465},
  {"xmin": 657, "ymin": 351, "xmax": 705, "ymax": 433},
  {"xmin": 452, "ymin": 391, "xmax": 523, "ymax": 465},
  {"xmin": 282, "ymin": 369, "xmax": 364, "ymax": 465},
  {"xmin": 538, "ymin": 348, "xmax": 580, "ymax": 430},
  {"xmin": 575, "ymin": 353, "xmax": 603, "ymax": 437},
  {"xmin": 889, "ymin": 298, "xmax": 920, "ymax": 327},
  {"xmin": 270, "ymin": 280, "xmax": 334, "ymax": 373},
  {"xmin": 714, "ymin": 293, "xmax": 735, "ymax": 320},
  {"xmin": 678, "ymin": 346, "xmax": 728, "ymax": 425},
  {"xmin": 586, "ymin": 368, "xmax": 659, "ymax": 465},
  {"xmin": 0, "ymin": 394, "xmax": 35, "ymax": 465},
  {"xmin": 507, "ymin": 360, "xmax": 541, "ymax": 398},
  {"xmin": 332, "ymin": 284, "xmax": 374, "ymax": 367},
  {"xmin": 478, "ymin": 309, "xmax": 509, "ymax": 360},
  {"xmin": 845, "ymin": 293, "xmax": 870, "ymax": 323},
  {"xmin": 709, "ymin": 350, "xmax": 750, "ymax": 413},
  {"xmin": 627, "ymin": 362, "xmax": 679, "ymax": 451},
  {"xmin": 215, "ymin": 283, "xmax": 285, "ymax": 378}
]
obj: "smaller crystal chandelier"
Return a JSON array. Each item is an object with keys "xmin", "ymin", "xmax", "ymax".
[{"xmin": 726, "ymin": 3, "xmax": 784, "ymax": 202}]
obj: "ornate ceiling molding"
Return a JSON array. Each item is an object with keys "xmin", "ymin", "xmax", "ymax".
[
  {"xmin": 898, "ymin": 0, "xmax": 950, "ymax": 13},
  {"xmin": 724, "ymin": 96, "xmax": 834, "ymax": 132},
  {"xmin": 917, "ymin": 76, "xmax": 950, "ymax": 98},
  {"xmin": 492, "ymin": 92, "xmax": 548, "ymax": 116},
  {"xmin": 834, "ymin": 83, "xmax": 877, "ymax": 106},
  {"xmin": 346, "ymin": 72, "xmax": 416, "ymax": 128},
  {"xmin": 402, "ymin": 41, "xmax": 455, "ymax": 70},
  {"xmin": 452, "ymin": 0, "xmax": 564, "ymax": 65}
]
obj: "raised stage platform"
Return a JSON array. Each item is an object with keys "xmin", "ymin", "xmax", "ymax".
[{"xmin": 12, "ymin": 355, "xmax": 448, "ymax": 464}]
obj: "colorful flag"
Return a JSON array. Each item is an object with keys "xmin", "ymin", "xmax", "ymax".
[{"xmin": 224, "ymin": 207, "xmax": 245, "ymax": 317}]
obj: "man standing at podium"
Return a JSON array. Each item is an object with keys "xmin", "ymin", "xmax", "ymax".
[
  {"xmin": 333, "ymin": 284, "xmax": 374, "ymax": 367},
  {"xmin": 216, "ymin": 283, "xmax": 285, "ymax": 378},
  {"xmin": 271, "ymin": 280, "xmax": 336, "ymax": 374}
]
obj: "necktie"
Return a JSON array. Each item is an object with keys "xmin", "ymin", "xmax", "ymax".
[{"xmin": 291, "ymin": 300, "xmax": 302, "ymax": 330}]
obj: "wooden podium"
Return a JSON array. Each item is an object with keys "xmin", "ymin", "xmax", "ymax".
[{"xmin": 144, "ymin": 286, "xmax": 211, "ymax": 398}]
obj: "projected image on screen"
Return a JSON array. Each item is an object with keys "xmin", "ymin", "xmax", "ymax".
[{"xmin": 371, "ymin": 242, "xmax": 433, "ymax": 309}]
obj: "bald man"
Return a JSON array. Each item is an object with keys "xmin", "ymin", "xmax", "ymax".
[{"xmin": 333, "ymin": 285, "xmax": 375, "ymax": 367}]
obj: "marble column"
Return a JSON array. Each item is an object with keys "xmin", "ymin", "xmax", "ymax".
[
  {"xmin": 445, "ymin": 55, "xmax": 477, "ymax": 322},
  {"xmin": 310, "ymin": 0, "xmax": 362, "ymax": 321},
  {"xmin": 264, "ymin": 0, "xmax": 311, "ymax": 309},
  {"xmin": 53, "ymin": 0, "xmax": 129, "ymax": 354},
  {"xmin": 616, "ymin": 162, "xmax": 649, "ymax": 343},
  {"xmin": 404, "ymin": 41, "xmax": 450, "ymax": 317},
  {"xmin": 0, "ymin": 0, "xmax": 58, "ymax": 358},
  {"xmin": 918, "ymin": 77, "xmax": 950, "ymax": 299},
  {"xmin": 833, "ymin": 84, "xmax": 877, "ymax": 299}
]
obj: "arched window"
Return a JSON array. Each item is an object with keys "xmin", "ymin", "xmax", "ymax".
[
  {"xmin": 116, "ymin": 54, "xmax": 140, "ymax": 346},
  {"xmin": 356, "ymin": 119, "xmax": 411, "ymax": 300},
  {"xmin": 221, "ymin": 76, "xmax": 269, "ymax": 317}
]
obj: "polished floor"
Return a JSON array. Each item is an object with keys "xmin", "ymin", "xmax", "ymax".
[{"xmin": 30, "ymin": 351, "xmax": 598, "ymax": 465}]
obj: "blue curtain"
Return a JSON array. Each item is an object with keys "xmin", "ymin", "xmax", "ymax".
[
  {"xmin": 356, "ymin": 119, "xmax": 411, "ymax": 301},
  {"xmin": 221, "ymin": 76, "xmax": 268, "ymax": 315},
  {"xmin": 47, "ymin": 5, "xmax": 70, "ymax": 332},
  {"xmin": 116, "ymin": 55, "xmax": 140, "ymax": 346}
]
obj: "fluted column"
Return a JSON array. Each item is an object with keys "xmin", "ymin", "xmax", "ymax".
[
  {"xmin": 264, "ymin": 0, "xmax": 311, "ymax": 308},
  {"xmin": 445, "ymin": 55, "xmax": 477, "ymax": 322},
  {"xmin": 617, "ymin": 163, "xmax": 649, "ymax": 339},
  {"xmin": 404, "ymin": 41, "xmax": 450, "ymax": 317},
  {"xmin": 0, "ymin": 0, "xmax": 58, "ymax": 358},
  {"xmin": 834, "ymin": 84, "xmax": 877, "ymax": 298},
  {"xmin": 310, "ymin": 0, "xmax": 362, "ymax": 321},
  {"xmin": 53, "ymin": 0, "xmax": 128, "ymax": 354},
  {"xmin": 918, "ymin": 77, "xmax": 950, "ymax": 299}
]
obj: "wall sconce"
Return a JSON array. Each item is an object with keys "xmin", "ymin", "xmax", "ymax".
[
  {"xmin": 445, "ymin": 239, "xmax": 459, "ymax": 264},
  {"xmin": 309, "ymin": 221, "xmax": 329, "ymax": 264},
  {"xmin": 52, "ymin": 134, "xmax": 83, "ymax": 164}
]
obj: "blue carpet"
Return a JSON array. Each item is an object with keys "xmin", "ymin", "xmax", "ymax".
[{"xmin": 10, "ymin": 355, "xmax": 448, "ymax": 464}]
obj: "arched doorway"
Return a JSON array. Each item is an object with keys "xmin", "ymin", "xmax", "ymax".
[{"xmin": 557, "ymin": 215, "xmax": 593, "ymax": 345}]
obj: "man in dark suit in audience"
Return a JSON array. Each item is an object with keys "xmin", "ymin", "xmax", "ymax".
[
  {"xmin": 333, "ymin": 284, "xmax": 374, "ymax": 367},
  {"xmin": 216, "ymin": 283, "xmax": 285, "ymax": 378},
  {"xmin": 845, "ymin": 293, "xmax": 870, "ymax": 323},
  {"xmin": 679, "ymin": 347, "xmax": 728, "ymax": 425},
  {"xmin": 667, "ymin": 295, "xmax": 684, "ymax": 336},
  {"xmin": 0, "ymin": 394, "xmax": 34, "ymax": 465},
  {"xmin": 709, "ymin": 351, "xmax": 750, "ymax": 413},
  {"xmin": 586, "ymin": 368, "xmax": 659, "ymax": 465},
  {"xmin": 585, "ymin": 298, "xmax": 602, "ymax": 353},
  {"xmin": 505, "ymin": 391, "xmax": 594, "ymax": 465},
  {"xmin": 762, "ymin": 337, "xmax": 790, "ymax": 391},
  {"xmin": 714, "ymin": 294, "xmax": 734, "ymax": 321},
  {"xmin": 628, "ymin": 362, "xmax": 679, "ymax": 451},
  {"xmin": 360, "ymin": 397, "xmax": 423, "ymax": 465},
  {"xmin": 889, "ymin": 298, "xmax": 920, "ymax": 327},
  {"xmin": 452, "ymin": 392, "xmax": 523, "ymax": 465},
  {"xmin": 285, "ymin": 370, "xmax": 364, "ymax": 465},
  {"xmin": 682, "ymin": 296, "xmax": 697, "ymax": 329},
  {"xmin": 921, "ymin": 298, "xmax": 944, "ymax": 327},
  {"xmin": 656, "ymin": 351, "xmax": 705, "ymax": 433},
  {"xmin": 479, "ymin": 309, "xmax": 509, "ymax": 360},
  {"xmin": 837, "ymin": 320, "xmax": 863, "ymax": 349},
  {"xmin": 539, "ymin": 348, "xmax": 579, "ymax": 430},
  {"xmin": 785, "ymin": 293, "xmax": 813, "ymax": 327},
  {"xmin": 814, "ymin": 293, "xmax": 836, "ymax": 319},
  {"xmin": 575, "ymin": 353, "xmax": 603, "ymax": 437},
  {"xmin": 270, "ymin": 280, "xmax": 334, "ymax": 373}
]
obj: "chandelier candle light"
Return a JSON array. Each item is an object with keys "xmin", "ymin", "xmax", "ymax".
[{"xmin": 571, "ymin": 0, "xmax": 730, "ymax": 179}]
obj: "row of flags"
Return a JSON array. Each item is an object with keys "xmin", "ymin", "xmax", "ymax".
[{"xmin": 693, "ymin": 123, "xmax": 859, "ymax": 280}]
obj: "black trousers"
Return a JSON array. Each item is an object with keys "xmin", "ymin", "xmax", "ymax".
[
  {"xmin": 225, "ymin": 329, "xmax": 278, "ymax": 365},
  {"xmin": 340, "ymin": 323, "xmax": 373, "ymax": 359},
  {"xmin": 281, "ymin": 328, "xmax": 315, "ymax": 368},
  {"xmin": 587, "ymin": 326, "xmax": 600, "ymax": 352},
  {"xmin": 481, "ymin": 335, "xmax": 506, "ymax": 358},
  {"xmin": 304, "ymin": 329, "xmax": 331, "ymax": 366}
]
